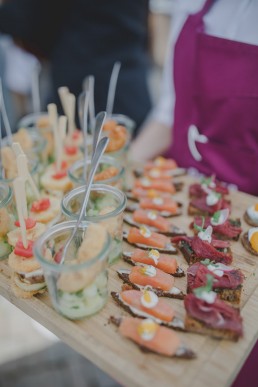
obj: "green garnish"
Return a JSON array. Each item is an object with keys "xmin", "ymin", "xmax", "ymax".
[
  {"xmin": 212, "ymin": 210, "xmax": 221, "ymax": 224},
  {"xmin": 193, "ymin": 217, "xmax": 205, "ymax": 232},
  {"xmin": 201, "ymin": 259, "xmax": 219, "ymax": 268},
  {"xmin": 201, "ymin": 176, "xmax": 212, "ymax": 186},
  {"xmin": 193, "ymin": 274, "xmax": 214, "ymax": 297}
]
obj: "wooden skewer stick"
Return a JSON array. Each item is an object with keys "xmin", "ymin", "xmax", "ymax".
[
  {"xmin": 17, "ymin": 154, "xmax": 40, "ymax": 200},
  {"xmin": 66, "ymin": 93, "xmax": 76, "ymax": 137},
  {"xmin": 31, "ymin": 61, "xmax": 41, "ymax": 114},
  {"xmin": 13, "ymin": 177, "xmax": 28, "ymax": 248},
  {"xmin": 12, "ymin": 142, "xmax": 25, "ymax": 157},
  {"xmin": 48, "ymin": 103, "xmax": 62, "ymax": 171},
  {"xmin": 59, "ymin": 115, "xmax": 67, "ymax": 145},
  {"xmin": 58, "ymin": 86, "xmax": 69, "ymax": 116}
]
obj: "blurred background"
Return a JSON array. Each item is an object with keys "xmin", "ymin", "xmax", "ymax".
[{"xmin": 0, "ymin": 0, "xmax": 173, "ymax": 385}]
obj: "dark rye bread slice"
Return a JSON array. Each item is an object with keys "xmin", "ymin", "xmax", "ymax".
[
  {"xmin": 243, "ymin": 211, "xmax": 258, "ymax": 227},
  {"xmin": 117, "ymin": 269, "xmax": 185, "ymax": 299},
  {"xmin": 124, "ymin": 213, "xmax": 186, "ymax": 237},
  {"xmin": 185, "ymin": 315, "xmax": 241, "ymax": 341},
  {"xmin": 241, "ymin": 232, "xmax": 258, "ymax": 256},
  {"xmin": 122, "ymin": 251, "xmax": 185, "ymax": 277},
  {"xmin": 187, "ymin": 284, "xmax": 242, "ymax": 305},
  {"xmin": 126, "ymin": 202, "xmax": 183, "ymax": 218},
  {"xmin": 111, "ymin": 291, "xmax": 185, "ymax": 331},
  {"xmin": 109, "ymin": 316, "xmax": 195, "ymax": 359},
  {"xmin": 178, "ymin": 240, "xmax": 232, "ymax": 265}
]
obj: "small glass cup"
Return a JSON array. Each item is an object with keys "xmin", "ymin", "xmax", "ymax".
[
  {"xmin": 106, "ymin": 114, "xmax": 136, "ymax": 137},
  {"xmin": 34, "ymin": 221, "xmax": 111, "ymax": 320},
  {"xmin": 0, "ymin": 183, "xmax": 15, "ymax": 260},
  {"xmin": 61, "ymin": 184, "xmax": 127, "ymax": 265},
  {"xmin": 68, "ymin": 155, "xmax": 125, "ymax": 190}
]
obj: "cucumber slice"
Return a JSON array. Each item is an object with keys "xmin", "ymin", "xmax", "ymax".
[{"xmin": 0, "ymin": 240, "xmax": 12, "ymax": 260}]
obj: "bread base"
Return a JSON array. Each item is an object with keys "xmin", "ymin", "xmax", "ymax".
[
  {"xmin": 185, "ymin": 315, "xmax": 241, "ymax": 341},
  {"xmin": 241, "ymin": 232, "xmax": 258, "ymax": 256}
]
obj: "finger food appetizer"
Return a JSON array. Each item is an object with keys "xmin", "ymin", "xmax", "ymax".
[
  {"xmin": 117, "ymin": 266, "xmax": 184, "ymax": 299},
  {"xmin": 122, "ymin": 249, "xmax": 184, "ymax": 277},
  {"xmin": 111, "ymin": 289, "xmax": 185, "ymax": 330},
  {"xmin": 190, "ymin": 209, "xmax": 242, "ymax": 241},
  {"xmin": 241, "ymin": 228, "xmax": 258, "ymax": 256},
  {"xmin": 187, "ymin": 260, "xmax": 244, "ymax": 304},
  {"xmin": 126, "ymin": 198, "xmax": 182, "ymax": 218},
  {"xmin": 0, "ymin": 183, "xmax": 14, "ymax": 259},
  {"xmin": 244, "ymin": 203, "xmax": 258, "ymax": 227},
  {"xmin": 172, "ymin": 226, "xmax": 232, "ymax": 265},
  {"xmin": 7, "ymin": 219, "xmax": 46, "ymax": 247},
  {"xmin": 124, "ymin": 209, "xmax": 186, "ymax": 236},
  {"xmin": 189, "ymin": 175, "xmax": 229, "ymax": 198},
  {"xmin": 29, "ymin": 197, "xmax": 61, "ymax": 224},
  {"xmin": 188, "ymin": 190, "xmax": 231, "ymax": 216},
  {"xmin": 110, "ymin": 316, "xmax": 195, "ymax": 358},
  {"xmin": 134, "ymin": 156, "xmax": 186, "ymax": 178},
  {"xmin": 184, "ymin": 276, "xmax": 243, "ymax": 341},
  {"xmin": 126, "ymin": 188, "xmax": 172, "ymax": 202},
  {"xmin": 134, "ymin": 177, "xmax": 178, "ymax": 194},
  {"xmin": 103, "ymin": 120, "xmax": 128, "ymax": 153},
  {"xmin": 40, "ymin": 161, "xmax": 73, "ymax": 196},
  {"xmin": 123, "ymin": 227, "xmax": 177, "ymax": 254}
]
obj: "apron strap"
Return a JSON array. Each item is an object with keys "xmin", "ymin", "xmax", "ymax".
[{"xmin": 196, "ymin": 0, "xmax": 215, "ymax": 19}]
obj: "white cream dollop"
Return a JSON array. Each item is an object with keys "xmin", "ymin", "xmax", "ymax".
[
  {"xmin": 207, "ymin": 264, "xmax": 224, "ymax": 277},
  {"xmin": 148, "ymin": 249, "xmax": 160, "ymax": 265},
  {"xmin": 147, "ymin": 211, "xmax": 158, "ymax": 220},
  {"xmin": 197, "ymin": 290, "xmax": 217, "ymax": 304},
  {"xmin": 141, "ymin": 289, "xmax": 159, "ymax": 309},
  {"xmin": 149, "ymin": 168, "xmax": 160, "ymax": 178},
  {"xmin": 140, "ymin": 265, "xmax": 157, "ymax": 277},
  {"xmin": 141, "ymin": 178, "xmax": 151, "ymax": 187},
  {"xmin": 153, "ymin": 197, "xmax": 164, "ymax": 205},
  {"xmin": 198, "ymin": 225, "xmax": 213, "ymax": 243},
  {"xmin": 206, "ymin": 192, "xmax": 220, "ymax": 206},
  {"xmin": 140, "ymin": 226, "xmax": 152, "ymax": 238},
  {"xmin": 211, "ymin": 209, "xmax": 229, "ymax": 226}
]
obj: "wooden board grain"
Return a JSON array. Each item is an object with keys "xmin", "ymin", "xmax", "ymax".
[{"xmin": 0, "ymin": 175, "xmax": 258, "ymax": 387}]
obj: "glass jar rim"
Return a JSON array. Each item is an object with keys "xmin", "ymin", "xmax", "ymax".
[
  {"xmin": 68, "ymin": 155, "xmax": 125, "ymax": 186},
  {"xmin": 17, "ymin": 112, "xmax": 48, "ymax": 128},
  {"xmin": 106, "ymin": 113, "xmax": 135, "ymax": 134},
  {"xmin": 61, "ymin": 183, "xmax": 127, "ymax": 221},
  {"xmin": 33, "ymin": 220, "xmax": 111, "ymax": 272},
  {"xmin": 0, "ymin": 182, "xmax": 13, "ymax": 208}
]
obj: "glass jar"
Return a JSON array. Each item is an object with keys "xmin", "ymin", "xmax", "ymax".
[
  {"xmin": 68, "ymin": 155, "xmax": 125, "ymax": 190},
  {"xmin": 34, "ymin": 221, "xmax": 111, "ymax": 319},
  {"xmin": 61, "ymin": 184, "xmax": 126, "ymax": 265},
  {"xmin": 0, "ymin": 183, "xmax": 15, "ymax": 260}
]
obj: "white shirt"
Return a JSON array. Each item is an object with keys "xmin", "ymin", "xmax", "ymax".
[{"xmin": 153, "ymin": 0, "xmax": 258, "ymax": 128}]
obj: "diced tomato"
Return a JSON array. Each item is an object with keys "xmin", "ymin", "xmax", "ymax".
[
  {"xmin": 54, "ymin": 249, "xmax": 63, "ymax": 263},
  {"xmin": 65, "ymin": 145, "xmax": 78, "ymax": 155},
  {"xmin": 15, "ymin": 218, "xmax": 36, "ymax": 230},
  {"xmin": 52, "ymin": 170, "xmax": 67, "ymax": 179},
  {"xmin": 14, "ymin": 240, "xmax": 34, "ymax": 258},
  {"xmin": 31, "ymin": 198, "xmax": 51, "ymax": 213}
]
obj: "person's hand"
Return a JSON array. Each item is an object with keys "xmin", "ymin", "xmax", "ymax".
[{"xmin": 129, "ymin": 120, "xmax": 171, "ymax": 162}]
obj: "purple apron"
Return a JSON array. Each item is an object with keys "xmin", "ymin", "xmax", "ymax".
[
  {"xmin": 168, "ymin": 1, "xmax": 258, "ymax": 385},
  {"xmin": 167, "ymin": 0, "xmax": 258, "ymax": 195}
]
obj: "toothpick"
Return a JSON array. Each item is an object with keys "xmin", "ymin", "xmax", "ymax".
[
  {"xmin": 48, "ymin": 103, "xmax": 62, "ymax": 171},
  {"xmin": 84, "ymin": 76, "xmax": 95, "ymax": 132},
  {"xmin": 66, "ymin": 93, "xmax": 76, "ymax": 137},
  {"xmin": 0, "ymin": 78, "xmax": 12, "ymax": 145},
  {"xmin": 58, "ymin": 115, "xmax": 67, "ymax": 145},
  {"xmin": 13, "ymin": 177, "xmax": 28, "ymax": 248},
  {"xmin": 58, "ymin": 86, "xmax": 69, "ymax": 116},
  {"xmin": 17, "ymin": 154, "xmax": 40, "ymax": 200}
]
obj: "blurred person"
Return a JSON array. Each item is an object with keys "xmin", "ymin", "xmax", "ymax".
[
  {"xmin": 0, "ymin": 0, "xmax": 151, "ymax": 132},
  {"xmin": 131, "ymin": 0, "xmax": 258, "ymax": 195}
]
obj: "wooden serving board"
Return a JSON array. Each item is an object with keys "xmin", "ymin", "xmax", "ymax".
[{"xmin": 1, "ymin": 175, "xmax": 258, "ymax": 387}]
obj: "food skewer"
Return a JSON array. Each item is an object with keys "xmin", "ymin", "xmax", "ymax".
[
  {"xmin": 47, "ymin": 103, "xmax": 62, "ymax": 171},
  {"xmin": 13, "ymin": 177, "xmax": 28, "ymax": 248},
  {"xmin": 31, "ymin": 61, "xmax": 41, "ymax": 114},
  {"xmin": 17, "ymin": 154, "xmax": 40, "ymax": 200},
  {"xmin": 0, "ymin": 78, "xmax": 12, "ymax": 145}
]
